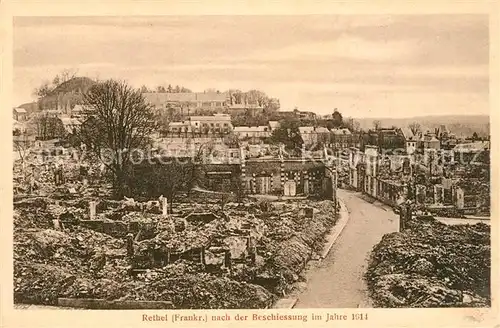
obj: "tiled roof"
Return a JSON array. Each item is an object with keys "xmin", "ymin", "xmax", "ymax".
[
  {"xmin": 453, "ymin": 142, "xmax": 489, "ymax": 152},
  {"xmin": 72, "ymin": 104, "xmax": 94, "ymax": 112},
  {"xmin": 400, "ymin": 127, "xmax": 415, "ymax": 141},
  {"xmin": 299, "ymin": 126, "xmax": 315, "ymax": 133},
  {"xmin": 316, "ymin": 127, "xmax": 330, "ymax": 133},
  {"xmin": 168, "ymin": 121, "xmax": 188, "ymax": 127},
  {"xmin": 60, "ymin": 117, "xmax": 81, "ymax": 125},
  {"xmin": 196, "ymin": 92, "xmax": 229, "ymax": 102},
  {"xmin": 331, "ymin": 128, "xmax": 351, "ymax": 135},
  {"xmin": 234, "ymin": 126, "xmax": 269, "ymax": 132},
  {"xmin": 268, "ymin": 121, "xmax": 280, "ymax": 129},
  {"xmin": 13, "ymin": 107, "xmax": 27, "ymax": 113},
  {"xmin": 189, "ymin": 114, "xmax": 231, "ymax": 122},
  {"xmin": 143, "ymin": 92, "xmax": 229, "ymax": 107}
]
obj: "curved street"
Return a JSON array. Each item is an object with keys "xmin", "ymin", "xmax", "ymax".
[{"xmin": 294, "ymin": 189, "xmax": 399, "ymax": 308}]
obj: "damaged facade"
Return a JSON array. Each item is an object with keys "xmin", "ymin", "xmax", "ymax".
[{"xmin": 345, "ymin": 137, "xmax": 490, "ymax": 216}]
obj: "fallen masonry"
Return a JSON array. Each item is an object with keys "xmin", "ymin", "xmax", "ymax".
[
  {"xmin": 14, "ymin": 195, "xmax": 338, "ymax": 309},
  {"xmin": 365, "ymin": 216, "xmax": 490, "ymax": 308}
]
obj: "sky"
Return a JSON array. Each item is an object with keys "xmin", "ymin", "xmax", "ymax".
[{"xmin": 13, "ymin": 15, "xmax": 489, "ymax": 118}]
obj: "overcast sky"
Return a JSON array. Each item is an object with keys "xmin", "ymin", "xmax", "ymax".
[{"xmin": 14, "ymin": 15, "xmax": 488, "ymax": 118}]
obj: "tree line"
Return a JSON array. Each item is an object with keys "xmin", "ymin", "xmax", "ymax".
[
  {"xmin": 143, "ymin": 84, "xmax": 193, "ymax": 93},
  {"xmin": 32, "ymin": 69, "xmax": 79, "ymax": 98}
]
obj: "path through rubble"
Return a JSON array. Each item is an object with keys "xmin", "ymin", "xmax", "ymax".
[{"xmin": 294, "ymin": 189, "xmax": 399, "ymax": 308}]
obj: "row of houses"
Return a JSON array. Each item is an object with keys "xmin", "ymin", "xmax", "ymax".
[
  {"xmin": 345, "ymin": 140, "xmax": 490, "ymax": 216},
  {"xmin": 364, "ymin": 126, "xmax": 479, "ymax": 155},
  {"xmin": 299, "ymin": 126, "xmax": 357, "ymax": 149}
]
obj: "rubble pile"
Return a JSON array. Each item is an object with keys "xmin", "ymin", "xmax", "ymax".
[
  {"xmin": 121, "ymin": 273, "xmax": 274, "ymax": 309},
  {"xmin": 252, "ymin": 200, "xmax": 338, "ymax": 293},
  {"xmin": 366, "ymin": 217, "xmax": 490, "ymax": 307},
  {"xmin": 14, "ymin": 226, "xmax": 127, "ymax": 305},
  {"xmin": 14, "ymin": 191, "xmax": 338, "ymax": 308}
]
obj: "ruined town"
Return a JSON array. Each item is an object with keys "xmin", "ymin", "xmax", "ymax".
[{"xmin": 12, "ymin": 16, "xmax": 491, "ymax": 310}]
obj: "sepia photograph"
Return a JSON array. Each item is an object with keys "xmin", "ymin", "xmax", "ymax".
[{"xmin": 11, "ymin": 13, "xmax": 491, "ymax": 312}]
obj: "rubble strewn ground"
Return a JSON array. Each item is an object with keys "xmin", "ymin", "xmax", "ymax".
[
  {"xmin": 365, "ymin": 217, "xmax": 490, "ymax": 308},
  {"xmin": 13, "ymin": 186, "xmax": 338, "ymax": 308}
]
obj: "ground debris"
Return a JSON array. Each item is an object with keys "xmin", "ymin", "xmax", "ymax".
[
  {"xmin": 366, "ymin": 217, "xmax": 490, "ymax": 308},
  {"xmin": 14, "ymin": 194, "xmax": 338, "ymax": 308}
]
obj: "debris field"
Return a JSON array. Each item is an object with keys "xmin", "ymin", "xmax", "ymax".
[
  {"xmin": 365, "ymin": 216, "xmax": 490, "ymax": 308},
  {"xmin": 14, "ymin": 194, "xmax": 338, "ymax": 309}
]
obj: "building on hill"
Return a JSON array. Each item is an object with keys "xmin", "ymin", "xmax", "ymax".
[
  {"xmin": 167, "ymin": 114, "xmax": 233, "ymax": 136},
  {"xmin": 60, "ymin": 117, "xmax": 82, "ymax": 134},
  {"xmin": 143, "ymin": 92, "xmax": 229, "ymax": 114},
  {"xmin": 145, "ymin": 90, "xmax": 275, "ymax": 118},
  {"xmin": 37, "ymin": 77, "xmax": 95, "ymax": 114},
  {"xmin": 234, "ymin": 126, "xmax": 272, "ymax": 139},
  {"xmin": 189, "ymin": 114, "xmax": 233, "ymax": 135},
  {"xmin": 274, "ymin": 109, "xmax": 316, "ymax": 121},
  {"xmin": 329, "ymin": 128, "xmax": 357, "ymax": 150},
  {"xmin": 299, "ymin": 126, "xmax": 329, "ymax": 147},
  {"xmin": 13, "ymin": 107, "xmax": 28, "ymax": 121},
  {"xmin": 453, "ymin": 141, "xmax": 490, "ymax": 164},
  {"xmin": 17, "ymin": 102, "xmax": 39, "ymax": 116},
  {"xmin": 299, "ymin": 126, "xmax": 357, "ymax": 150},
  {"xmin": 360, "ymin": 128, "xmax": 405, "ymax": 152}
]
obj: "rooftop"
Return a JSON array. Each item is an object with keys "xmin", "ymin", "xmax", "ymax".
[
  {"xmin": 400, "ymin": 127, "xmax": 415, "ymax": 141},
  {"xmin": 454, "ymin": 141, "xmax": 490, "ymax": 152},
  {"xmin": 268, "ymin": 121, "xmax": 280, "ymax": 129},
  {"xmin": 189, "ymin": 114, "xmax": 231, "ymax": 122},
  {"xmin": 299, "ymin": 126, "xmax": 315, "ymax": 133},
  {"xmin": 60, "ymin": 117, "xmax": 81, "ymax": 125},
  {"xmin": 234, "ymin": 126, "xmax": 270, "ymax": 132},
  {"xmin": 143, "ymin": 92, "xmax": 229, "ymax": 107},
  {"xmin": 13, "ymin": 107, "xmax": 27, "ymax": 113},
  {"xmin": 331, "ymin": 128, "xmax": 352, "ymax": 135}
]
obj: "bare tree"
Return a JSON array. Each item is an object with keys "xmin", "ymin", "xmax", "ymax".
[
  {"xmin": 409, "ymin": 122, "xmax": 421, "ymax": 136},
  {"xmin": 180, "ymin": 101, "xmax": 191, "ymax": 117},
  {"xmin": 52, "ymin": 75, "xmax": 61, "ymax": 86},
  {"xmin": 78, "ymin": 79, "xmax": 158, "ymax": 197},
  {"xmin": 33, "ymin": 81, "xmax": 53, "ymax": 98},
  {"xmin": 246, "ymin": 89, "xmax": 269, "ymax": 107},
  {"xmin": 373, "ymin": 120, "xmax": 382, "ymax": 130},
  {"xmin": 34, "ymin": 113, "xmax": 66, "ymax": 140},
  {"xmin": 353, "ymin": 120, "xmax": 361, "ymax": 132},
  {"xmin": 33, "ymin": 68, "xmax": 79, "ymax": 98},
  {"xmin": 131, "ymin": 143, "xmax": 210, "ymax": 212},
  {"xmin": 60, "ymin": 68, "xmax": 78, "ymax": 83},
  {"xmin": 13, "ymin": 135, "xmax": 30, "ymax": 173}
]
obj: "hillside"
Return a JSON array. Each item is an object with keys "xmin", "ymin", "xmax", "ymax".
[
  {"xmin": 49, "ymin": 76, "xmax": 96, "ymax": 95},
  {"xmin": 38, "ymin": 77, "xmax": 96, "ymax": 112},
  {"xmin": 17, "ymin": 102, "xmax": 39, "ymax": 115},
  {"xmin": 354, "ymin": 115, "xmax": 490, "ymax": 138}
]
